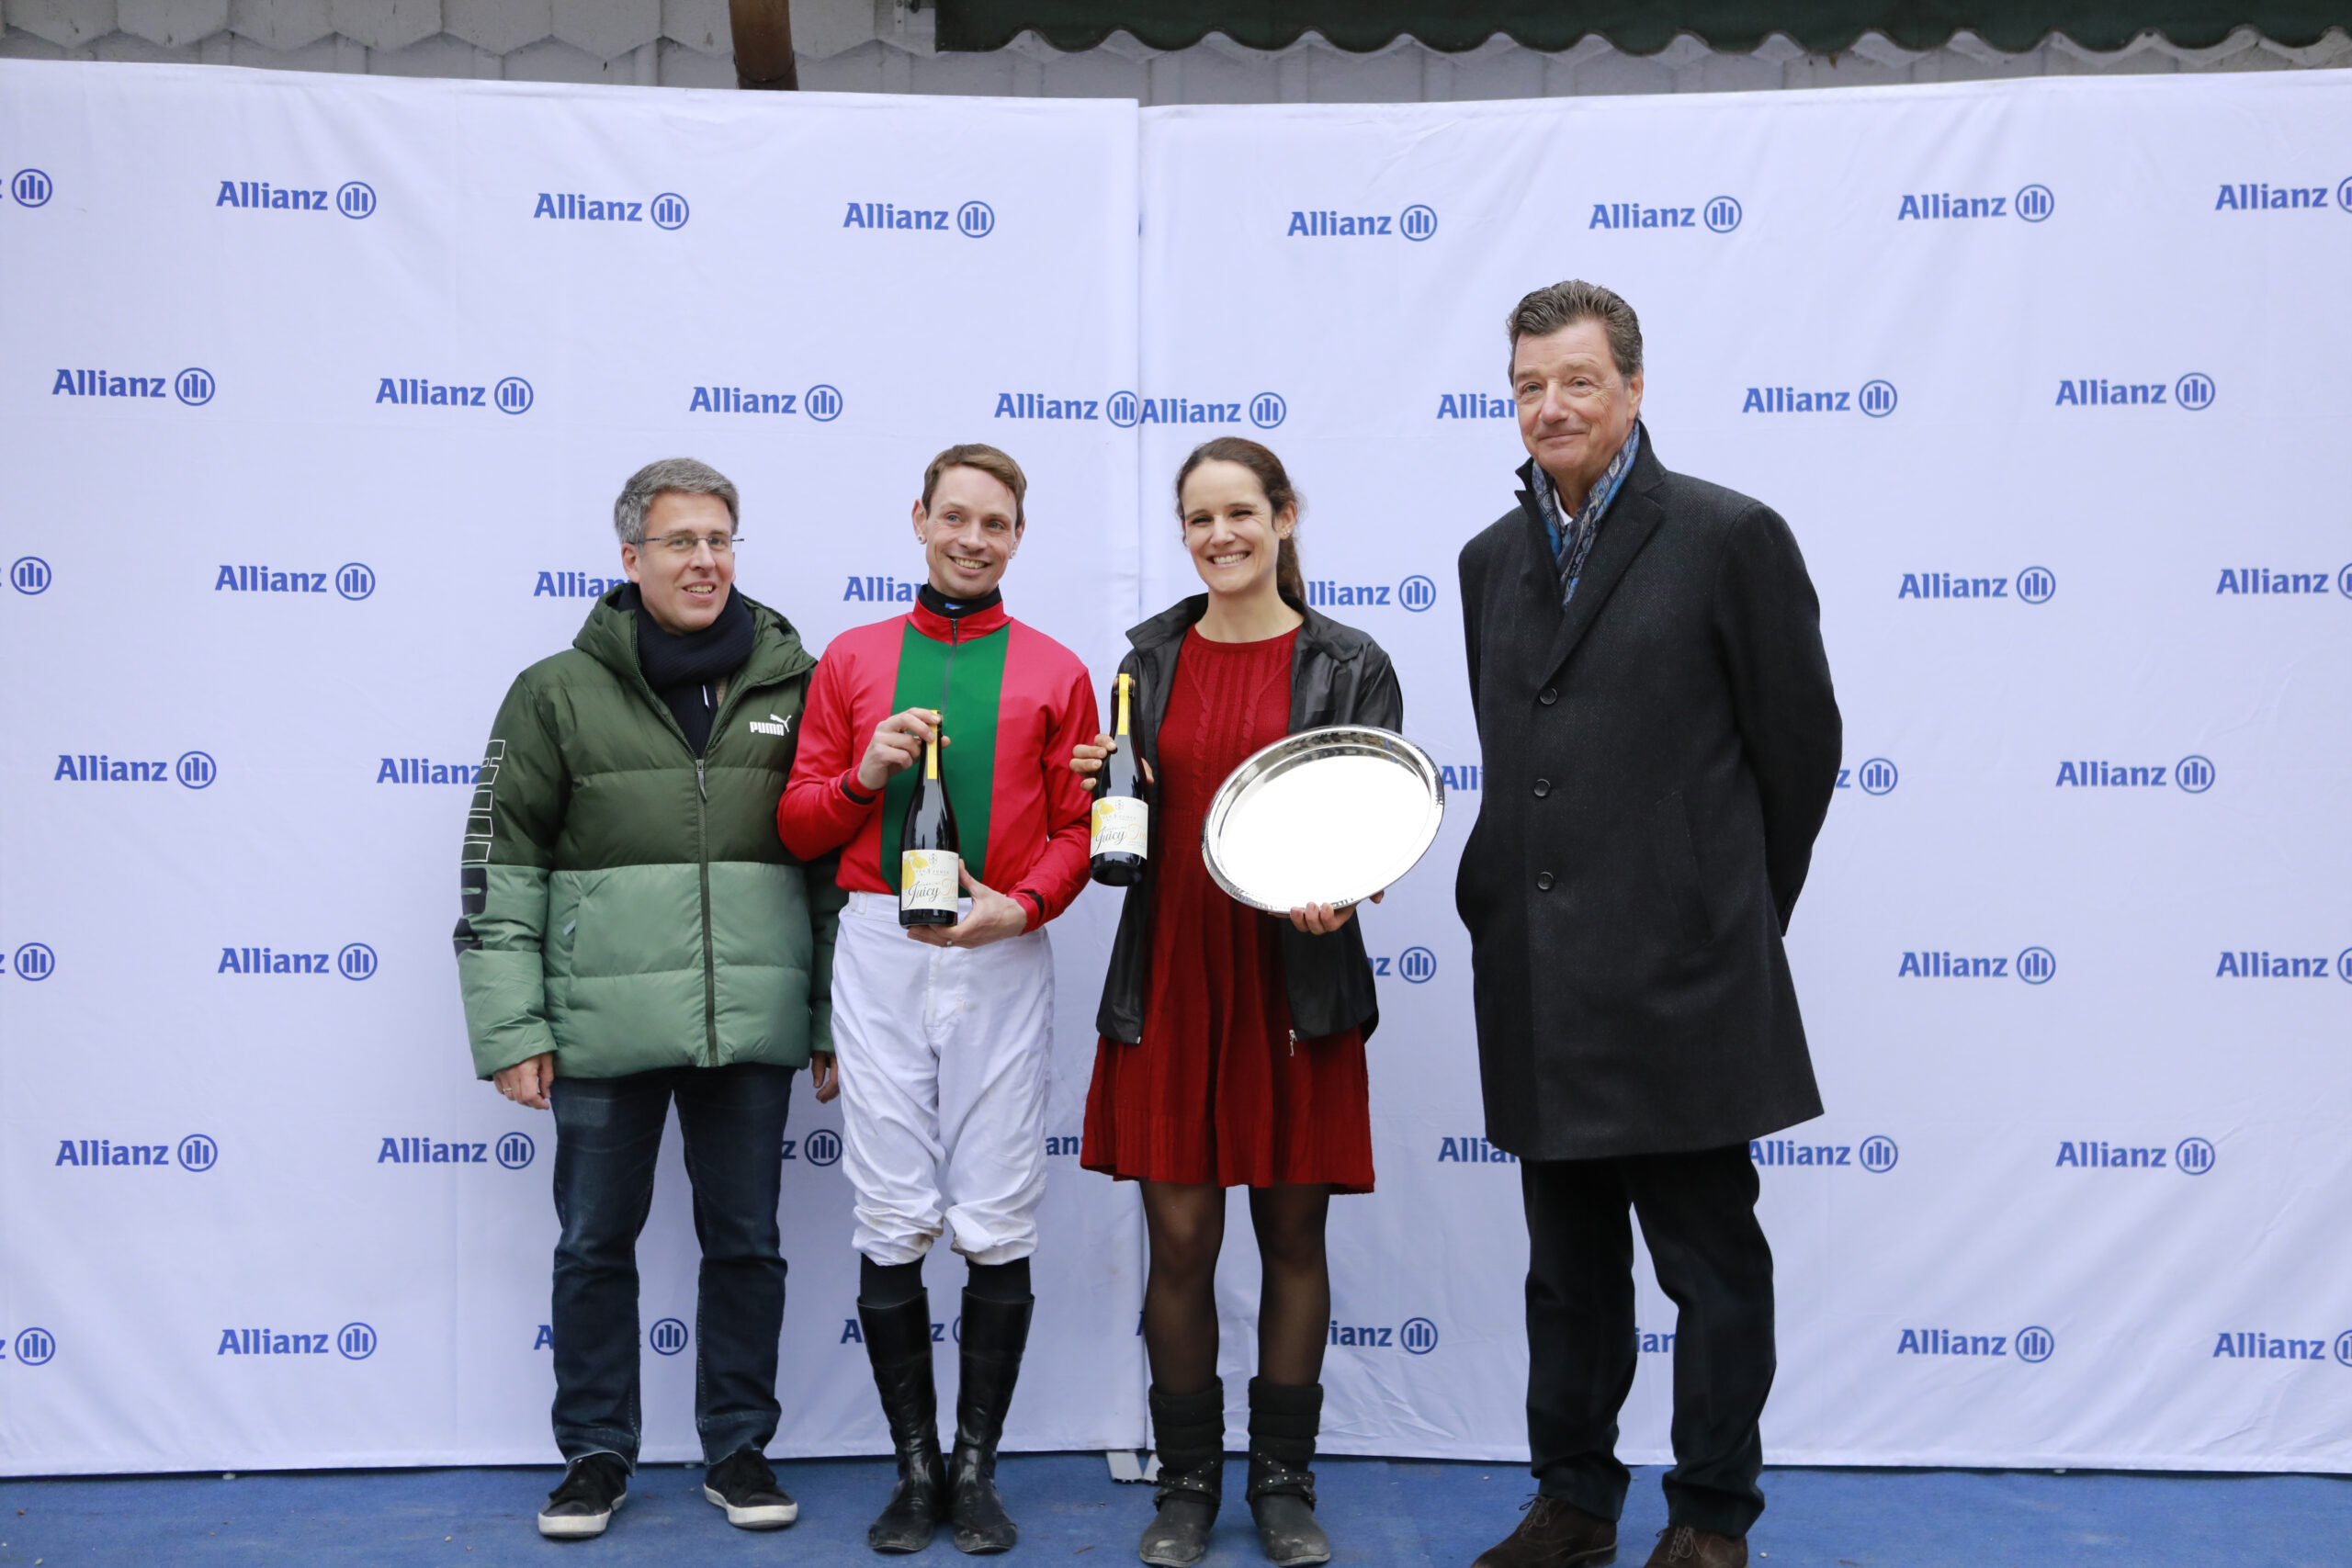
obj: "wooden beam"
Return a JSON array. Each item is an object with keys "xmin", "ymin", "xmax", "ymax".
[{"xmin": 729, "ymin": 0, "xmax": 798, "ymax": 89}]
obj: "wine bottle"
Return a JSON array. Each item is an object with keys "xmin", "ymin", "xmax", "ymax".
[
  {"xmin": 1089, "ymin": 671, "xmax": 1148, "ymax": 886},
  {"xmin": 899, "ymin": 731, "xmax": 961, "ymax": 927}
]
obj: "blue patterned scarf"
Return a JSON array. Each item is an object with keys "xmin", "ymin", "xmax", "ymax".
[{"xmin": 1530, "ymin": 424, "xmax": 1641, "ymax": 605}]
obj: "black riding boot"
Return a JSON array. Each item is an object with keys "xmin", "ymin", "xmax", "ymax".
[
  {"xmin": 860, "ymin": 1293, "xmax": 948, "ymax": 1553},
  {"xmin": 1139, "ymin": 1381, "xmax": 1225, "ymax": 1567},
  {"xmin": 1246, "ymin": 1379, "xmax": 1329, "ymax": 1567},
  {"xmin": 948, "ymin": 1289, "xmax": 1033, "ymax": 1554}
]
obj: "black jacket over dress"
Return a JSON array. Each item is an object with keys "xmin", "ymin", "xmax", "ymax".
[
  {"xmin": 1094, "ymin": 595, "xmax": 1404, "ymax": 1045},
  {"xmin": 1455, "ymin": 425, "xmax": 1840, "ymax": 1162}
]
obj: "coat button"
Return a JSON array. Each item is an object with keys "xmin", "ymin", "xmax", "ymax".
[
  {"xmin": 1538, "ymin": 686, "xmax": 1558, "ymax": 705},
  {"xmin": 1535, "ymin": 872, "xmax": 1555, "ymax": 891},
  {"xmin": 1532, "ymin": 778, "xmax": 1551, "ymax": 798}
]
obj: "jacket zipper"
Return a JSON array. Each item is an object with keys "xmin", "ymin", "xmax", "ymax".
[{"xmin": 696, "ymin": 758, "xmax": 717, "ymax": 1066}]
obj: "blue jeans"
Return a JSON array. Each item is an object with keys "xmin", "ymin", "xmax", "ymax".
[{"xmin": 548, "ymin": 1063, "xmax": 795, "ymax": 1467}]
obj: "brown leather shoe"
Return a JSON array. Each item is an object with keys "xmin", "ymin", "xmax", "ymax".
[
  {"xmin": 1640, "ymin": 1524, "xmax": 1747, "ymax": 1567},
  {"xmin": 1470, "ymin": 1495, "xmax": 1617, "ymax": 1568}
]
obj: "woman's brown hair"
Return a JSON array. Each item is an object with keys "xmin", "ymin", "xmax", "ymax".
[{"xmin": 1174, "ymin": 437, "xmax": 1306, "ymax": 612}]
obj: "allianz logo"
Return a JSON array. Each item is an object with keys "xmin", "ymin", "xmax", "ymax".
[
  {"xmin": 2055, "ymin": 374, "xmax": 2215, "ymax": 410},
  {"xmin": 1837, "ymin": 759, "xmax": 1898, "ymax": 794},
  {"xmin": 1438, "ymin": 764, "xmax": 1481, "ymax": 792},
  {"xmin": 52, "ymin": 366, "xmax": 214, "ymax": 404},
  {"xmin": 2213, "ymin": 180, "xmax": 2350, "ymax": 213},
  {"xmin": 785, "ymin": 1129, "xmax": 842, "ymax": 1166},
  {"xmin": 217, "ymin": 562, "xmax": 375, "ymax": 600},
  {"xmin": 841, "ymin": 1314, "xmax": 957, "ymax": 1345},
  {"xmin": 535, "ymin": 570, "xmax": 627, "ymax": 599},
  {"xmin": 1303, "ymin": 575, "xmax": 1437, "ymax": 612},
  {"xmin": 1898, "ymin": 1325, "xmax": 2054, "ymax": 1361},
  {"xmin": 2217, "ymin": 949, "xmax": 2352, "ymax": 982},
  {"xmin": 1753, "ymin": 1134, "xmax": 1898, "ymax": 1172},
  {"xmin": 843, "ymin": 199, "xmax": 994, "ymax": 237},
  {"xmin": 1635, "ymin": 1327, "xmax": 1675, "ymax": 1354},
  {"xmin": 2216, "ymin": 566, "xmax": 2351, "ymax": 597},
  {"xmin": 1899, "ymin": 947, "xmax": 2056, "ymax": 983},
  {"xmin": 843, "ymin": 575, "xmax": 921, "ymax": 604},
  {"xmin": 1107, "ymin": 391, "xmax": 1288, "ymax": 430},
  {"xmin": 7, "ymin": 942, "xmax": 58, "ymax": 981},
  {"xmin": 55, "ymin": 1134, "xmax": 217, "ymax": 1171},
  {"xmin": 379, "ymin": 756, "xmax": 482, "ymax": 784},
  {"xmin": 1329, "ymin": 1315, "xmax": 1440, "ymax": 1354},
  {"xmin": 690, "ymin": 383, "xmax": 842, "ymax": 421},
  {"xmin": 1896, "ymin": 185, "xmax": 2054, "ymax": 221},
  {"xmin": 534, "ymin": 190, "xmax": 689, "ymax": 229},
  {"xmin": 1436, "ymin": 1135, "xmax": 1517, "ymax": 1164},
  {"xmin": 1044, "ymin": 1134, "xmax": 1082, "ymax": 1156},
  {"xmin": 2213, "ymin": 1330, "xmax": 2352, "ymax": 1365},
  {"xmin": 2054, "ymin": 755, "xmax": 2213, "ymax": 791},
  {"xmin": 6, "ymin": 1326, "xmax": 58, "ymax": 1366},
  {"xmin": 379, "ymin": 1131, "xmax": 535, "ymax": 1169},
  {"xmin": 1286, "ymin": 204, "xmax": 1437, "ymax": 240},
  {"xmin": 220, "ymin": 1323, "xmax": 377, "ymax": 1359},
  {"xmin": 1589, "ymin": 196, "xmax": 1742, "ymax": 232},
  {"xmin": 55, "ymin": 750, "xmax": 218, "ymax": 787},
  {"xmin": 1742, "ymin": 380, "xmax": 1895, "ymax": 416},
  {"xmin": 13, "ymin": 167, "xmax": 54, "ymax": 207},
  {"xmin": 377, "ymin": 375, "xmax": 533, "ymax": 413},
  {"xmin": 219, "ymin": 942, "xmax": 378, "ymax": 979},
  {"xmin": 1900, "ymin": 567, "xmax": 2054, "ymax": 603},
  {"xmin": 1374, "ymin": 946, "xmax": 1437, "ymax": 983},
  {"xmin": 533, "ymin": 1319, "xmax": 691, "ymax": 1352},
  {"xmin": 1434, "ymin": 392, "xmax": 1512, "ymax": 420},
  {"xmin": 217, "ymin": 177, "xmax": 375, "ymax": 219},
  {"xmin": 2057, "ymin": 1137, "xmax": 2214, "ymax": 1173}
]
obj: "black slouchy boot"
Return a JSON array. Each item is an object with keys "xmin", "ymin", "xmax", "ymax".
[
  {"xmin": 948, "ymin": 1289, "xmax": 1034, "ymax": 1554},
  {"xmin": 860, "ymin": 1293, "xmax": 949, "ymax": 1553},
  {"xmin": 1140, "ymin": 1381, "xmax": 1225, "ymax": 1567},
  {"xmin": 1246, "ymin": 1378, "xmax": 1329, "ymax": 1566}
]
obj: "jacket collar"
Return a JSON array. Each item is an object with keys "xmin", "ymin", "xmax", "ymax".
[
  {"xmin": 910, "ymin": 582, "xmax": 1011, "ymax": 642},
  {"xmin": 1125, "ymin": 592, "xmax": 1369, "ymax": 664}
]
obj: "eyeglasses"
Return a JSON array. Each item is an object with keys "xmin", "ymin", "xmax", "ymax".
[{"xmin": 637, "ymin": 533, "xmax": 739, "ymax": 557}]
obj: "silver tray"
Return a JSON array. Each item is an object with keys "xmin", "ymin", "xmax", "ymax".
[{"xmin": 1202, "ymin": 726, "xmax": 1446, "ymax": 913}]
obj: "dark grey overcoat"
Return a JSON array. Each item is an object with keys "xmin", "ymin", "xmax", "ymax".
[{"xmin": 1454, "ymin": 425, "xmax": 1840, "ymax": 1161}]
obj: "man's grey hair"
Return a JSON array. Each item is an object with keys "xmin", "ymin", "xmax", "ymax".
[
  {"xmin": 1505, "ymin": 280, "xmax": 1643, "ymax": 379},
  {"xmin": 612, "ymin": 457, "xmax": 741, "ymax": 545}
]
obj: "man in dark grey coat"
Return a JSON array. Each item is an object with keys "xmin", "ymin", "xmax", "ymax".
[{"xmin": 1457, "ymin": 281, "xmax": 1840, "ymax": 1568}]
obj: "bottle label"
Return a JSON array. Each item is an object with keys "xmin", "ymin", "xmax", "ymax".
[
  {"xmin": 899, "ymin": 851, "xmax": 960, "ymax": 915},
  {"xmin": 1091, "ymin": 796, "xmax": 1148, "ymax": 858}
]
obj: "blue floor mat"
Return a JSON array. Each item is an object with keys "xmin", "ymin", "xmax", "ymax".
[{"xmin": 3, "ymin": 1455, "xmax": 2346, "ymax": 1567}]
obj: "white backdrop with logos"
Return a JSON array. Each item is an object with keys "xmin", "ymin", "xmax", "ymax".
[{"xmin": 2, "ymin": 61, "xmax": 2348, "ymax": 1478}]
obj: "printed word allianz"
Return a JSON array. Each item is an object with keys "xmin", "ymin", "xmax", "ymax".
[
  {"xmin": 1750, "ymin": 1139, "xmax": 1860, "ymax": 1167},
  {"xmin": 534, "ymin": 192, "xmax": 654, "ymax": 222},
  {"xmin": 2212, "ymin": 1332, "xmax": 2333, "ymax": 1359},
  {"xmin": 2214, "ymin": 569, "xmax": 2339, "ymax": 595},
  {"xmin": 842, "ymin": 202, "xmax": 956, "ymax": 230},
  {"xmin": 2053, "ymin": 379, "xmax": 2177, "ymax": 406},
  {"xmin": 51, "ymin": 368, "xmax": 170, "ymax": 399},
  {"xmin": 1897, "ymin": 952, "xmax": 2014, "ymax": 977},
  {"xmin": 1741, "ymin": 387, "xmax": 1863, "ymax": 413},
  {"xmin": 1895, "ymin": 1329, "xmax": 2019, "ymax": 1356},
  {"xmin": 376, "ymin": 378, "xmax": 492, "ymax": 406},
  {"xmin": 2215, "ymin": 951, "xmax": 2337, "ymax": 978},
  {"xmin": 2054, "ymin": 761, "xmax": 2179, "ymax": 787},
  {"xmin": 219, "ymin": 946, "xmax": 335, "ymax": 975},
  {"xmin": 379, "ymin": 757, "xmax": 481, "ymax": 784},
  {"xmin": 216, "ymin": 564, "xmax": 338, "ymax": 593},
  {"xmin": 2055, "ymin": 1142, "xmax": 2178, "ymax": 1168},
  {"xmin": 535, "ymin": 570, "xmax": 627, "ymax": 599},
  {"xmin": 993, "ymin": 393, "xmax": 1102, "ymax": 421},
  {"xmin": 215, "ymin": 180, "xmax": 334, "ymax": 211},
  {"xmin": 379, "ymin": 1136, "xmax": 495, "ymax": 1165},
  {"xmin": 1896, "ymin": 193, "xmax": 2016, "ymax": 220},
  {"xmin": 1434, "ymin": 392, "xmax": 1513, "ymax": 420},
  {"xmin": 1286, "ymin": 209, "xmax": 1401, "ymax": 236},
  {"xmin": 2213, "ymin": 183, "xmax": 2335, "ymax": 211},
  {"xmin": 1589, "ymin": 202, "xmax": 1703, "ymax": 229},
  {"xmin": 218, "ymin": 1328, "xmax": 338, "ymax": 1356},
  {"xmin": 54, "ymin": 754, "xmax": 175, "ymax": 783},
  {"xmin": 54, "ymin": 1139, "xmax": 171, "ymax": 1167},
  {"xmin": 1436, "ymin": 1136, "xmax": 1518, "ymax": 1164}
]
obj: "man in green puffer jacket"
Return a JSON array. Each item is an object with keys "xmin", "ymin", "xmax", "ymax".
[{"xmin": 454, "ymin": 457, "xmax": 842, "ymax": 1542}]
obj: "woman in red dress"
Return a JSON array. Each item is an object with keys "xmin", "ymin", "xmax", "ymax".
[{"xmin": 1071, "ymin": 439, "xmax": 1402, "ymax": 1568}]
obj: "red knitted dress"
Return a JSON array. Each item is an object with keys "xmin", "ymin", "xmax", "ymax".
[{"xmin": 1080, "ymin": 626, "xmax": 1374, "ymax": 1192}]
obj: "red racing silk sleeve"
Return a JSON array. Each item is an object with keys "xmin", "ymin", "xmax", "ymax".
[{"xmin": 778, "ymin": 642, "xmax": 882, "ymax": 863}]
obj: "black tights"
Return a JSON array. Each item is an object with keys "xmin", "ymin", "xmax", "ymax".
[{"xmin": 1139, "ymin": 1181, "xmax": 1331, "ymax": 1393}]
